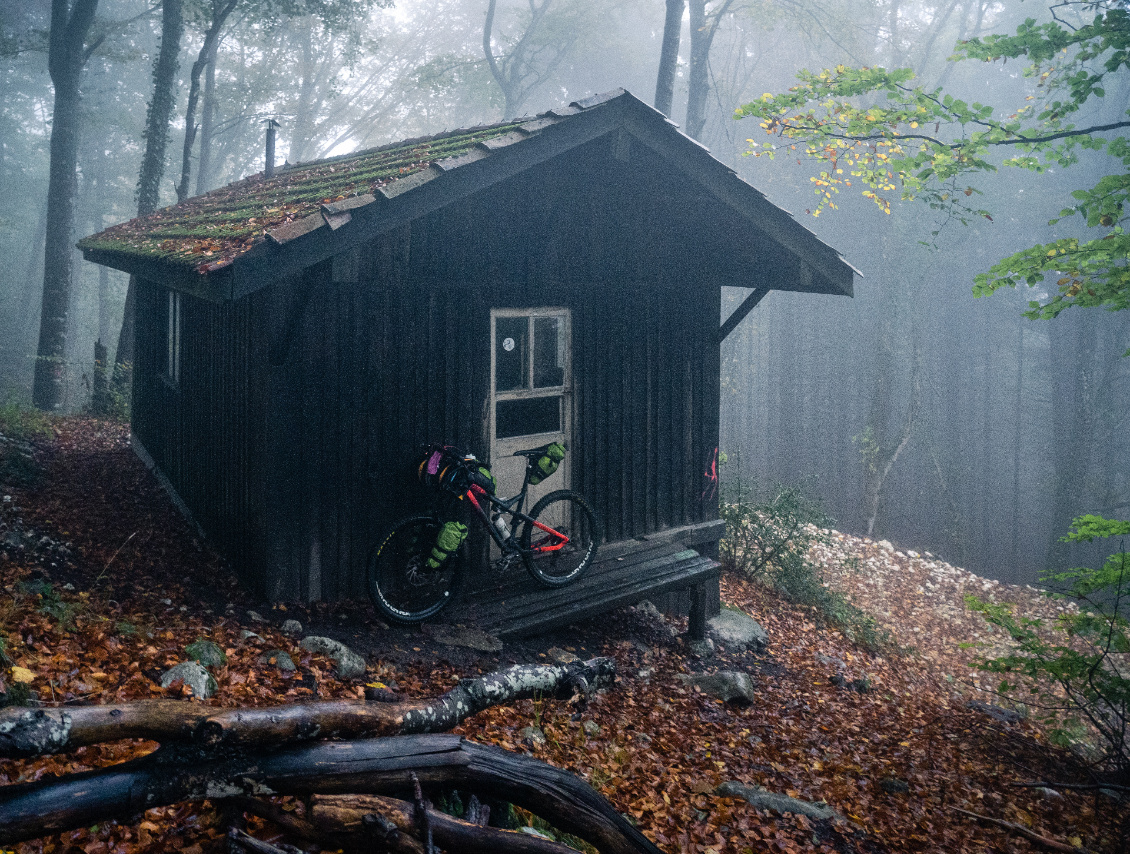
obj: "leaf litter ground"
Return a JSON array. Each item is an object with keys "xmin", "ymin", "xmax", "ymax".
[{"xmin": 0, "ymin": 418, "xmax": 1125, "ymax": 854}]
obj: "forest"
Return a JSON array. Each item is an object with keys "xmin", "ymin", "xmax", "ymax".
[
  {"xmin": 2, "ymin": 1, "xmax": 1130, "ymax": 852},
  {"xmin": 1, "ymin": 0, "xmax": 1126, "ymax": 584}
]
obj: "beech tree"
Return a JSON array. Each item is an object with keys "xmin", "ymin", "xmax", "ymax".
[
  {"xmin": 654, "ymin": 0, "xmax": 683, "ymax": 117},
  {"xmin": 107, "ymin": 0, "xmax": 185, "ymax": 411},
  {"xmin": 483, "ymin": 0, "xmax": 585, "ymax": 119},
  {"xmin": 31, "ymin": 0, "xmax": 101, "ymax": 411}
]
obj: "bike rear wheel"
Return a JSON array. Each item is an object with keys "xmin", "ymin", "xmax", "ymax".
[
  {"xmin": 367, "ymin": 516, "xmax": 461, "ymax": 624},
  {"xmin": 520, "ymin": 490, "xmax": 599, "ymax": 587}
]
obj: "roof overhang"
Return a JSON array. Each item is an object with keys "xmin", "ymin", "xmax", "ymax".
[{"xmin": 82, "ymin": 90, "xmax": 855, "ymax": 303}]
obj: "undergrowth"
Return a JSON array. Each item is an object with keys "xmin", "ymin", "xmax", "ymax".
[
  {"xmin": 967, "ymin": 515, "xmax": 1130, "ymax": 783},
  {"xmin": 0, "ymin": 399, "xmax": 51, "ymax": 487},
  {"xmin": 720, "ymin": 479, "xmax": 892, "ymax": 652},
  {"xmin": 0, "ymin": 399, "xmax": 52, "ymax": 442}
]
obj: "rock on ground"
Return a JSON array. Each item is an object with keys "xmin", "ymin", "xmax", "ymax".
[
  {"xmin": 715, "ymin": 781, "xmax": 842, "ymax": 821},
  {"xmin": 184, "ymin": 639, "xmax": 226, "ymax": 668},
  {"xmin": 257, "ymin": 649, "xmax": 296, "ymax": 672},
  {"xmin": 421, "ymin": 624, "xmax": 503, "ymax": 653},
  {"xmin": 678, "ymin": 671, "xmax": 757, "ymax": 705},
  {"xmin": 299, "ymin": 636, "xmax": 367, "ymax": 679},
  {"xmin": 707, "ymin": 607, "xmax": 767, "ymax": 651},
  {"xmin": 159, "ymin": 661, "xmax": 218, "ymax": 699}
]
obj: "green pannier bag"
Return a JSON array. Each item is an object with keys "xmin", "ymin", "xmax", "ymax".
[
  {"xmin": 528, "ymin": 442, "xmax": 566, "ymax": 486},
  {"xmin": 427, "ymin": 520, "xmax": 467, "ymax": 569}
]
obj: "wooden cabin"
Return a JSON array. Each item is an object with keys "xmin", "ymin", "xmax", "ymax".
[{"xmin": 80, "ymin": 90, "xmax": 854, "ymax": 634}]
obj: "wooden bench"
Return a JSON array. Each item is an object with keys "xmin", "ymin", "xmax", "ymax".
[{"xmin": 447, "ymin": 523, "xmax": 723, "ymax": 640}]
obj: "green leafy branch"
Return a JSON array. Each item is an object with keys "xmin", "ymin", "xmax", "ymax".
[
  {"xmin": 967, "ymin": 515, "xmax": 1130, "ymax": 779},
  {"xmin": 734, "ymin": 10, "xmax": 1130, "ymax": 321}
]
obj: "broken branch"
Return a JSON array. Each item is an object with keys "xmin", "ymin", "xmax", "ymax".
[
  {"xmin": 311, "ymin": 793, "xmax": 581, "ymax": 854},
  {"xmin": 0, "ymin": 658, "xmax": 615, "ymax": 757},
  {"xmin": 951, "ymin": 806, "xmax": 1094, "ymax": 854}
]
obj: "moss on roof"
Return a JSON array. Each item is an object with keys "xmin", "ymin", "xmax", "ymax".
[{"xmin": 79, "ymin": 121, "xmax": 523, "ymax": 273}]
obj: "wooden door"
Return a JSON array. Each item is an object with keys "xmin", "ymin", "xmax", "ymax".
[{"xmin": 490, "ymin": 308, "xmax": 571, "ymax": 507}]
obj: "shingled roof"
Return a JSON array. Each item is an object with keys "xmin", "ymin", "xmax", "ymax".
[{"xmin": 81, "ymin": 90, "xmax": 856, "ymax": 301}]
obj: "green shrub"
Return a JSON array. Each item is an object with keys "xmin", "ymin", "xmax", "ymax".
[
  {"xmin": 720, "ymin": 479, "xmax": 891, "ymax": 652},
  {"xmin": 0, "ymin": 399, "xmax": 53, "ymax": 442},
  {"xmin": 967, "ymin": 515, "xmax": 1130, "ymax": 782},
  {"xmin": 18, "ymin": 579, "xmax": 80, "ymax": 631},
  {"xmin": 0, "ymin": 399, "xmax": 51, "ymax": 487}
]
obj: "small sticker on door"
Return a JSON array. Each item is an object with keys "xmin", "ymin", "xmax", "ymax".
[{"xmin": 502, "ymin": 337, "xmax": 515, "ymax": 352}]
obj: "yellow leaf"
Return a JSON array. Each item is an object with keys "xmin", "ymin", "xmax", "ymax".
[
  {"xmin": 10, "ymin": 666, "xmax": 36, "ymax": 684},
  {"xmin": 1069, "ymin": 837, "xmax": 1083, "ymax": 848}
]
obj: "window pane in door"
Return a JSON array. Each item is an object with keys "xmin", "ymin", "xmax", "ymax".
[
  {"xmin": 496, "ymin": 316, "xmax": 528, "ymax": 391},
  {"xmin": 496, "ymin": 396, "xmax": 560, "ymax": 439},
  {"xmin": 532, "ymin": 316, "xmax": 564, "ymax": 388}
]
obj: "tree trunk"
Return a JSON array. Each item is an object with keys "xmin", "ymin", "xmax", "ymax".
[
  {"xmin": 654, "ymin": 0, "xmax": 684, "ymax": 117},
  {"xmin": 685, "ymin": 0, "xmax": 708, "ymax": 139},
  {"xmin": 684, "ymin": 0, "xmax": 732, "ymax": 141},
  {"xmin": 1045, "ymin": 312, "xmax": 1096, "ymax": 569},
  {"xmin": 91, "ymin": 338, "xmax": 109, "ymax": 414},
  {"xmin": 195, "ymin": 45, "xmax": 217, "ymax": 195},
  {"xmin": 136, "ymin": 0, "xmax": 184, "ymax": 217},
  {"xmin": 114, "ymin": 0, "xmax": 184, "ymax": 401},
  {"xmin": 32, "ymin": 0, "xmax": 100, "ymax": 411},
  {"xmin": 287, "ymin": 16, "xmax": 318, "ymax": 164},
  {"xmin": 177, "ymin": 1, "xmax": 237, "ymax": 204},
  {"xmin": 862, "ymin": 332, "xmax": 922, "ymax": 538},
  {"xmin": 482, "ymin": 0, "xmax": 517, "ymax": 118}
]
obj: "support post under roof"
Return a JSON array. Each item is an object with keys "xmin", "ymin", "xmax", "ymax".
[{"xmin": 718, "ymin": 285, "xmax": 770, "ymax": 343}]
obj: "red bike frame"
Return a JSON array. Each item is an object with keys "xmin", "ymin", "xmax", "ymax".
[{"xmin": 464, "ymin": 483, "xmax": 569, "ymax": 553}]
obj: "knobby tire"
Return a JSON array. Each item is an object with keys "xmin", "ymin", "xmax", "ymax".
[
  {"xmin": 520, "ymin": 490, "xmax": 599, "ymax": 587},
  {"xmin": 367, "ymin": 516, "xmax": 461, "ymax": 625}
]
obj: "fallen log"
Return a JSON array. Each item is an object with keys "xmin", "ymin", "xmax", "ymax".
[
  {"xmin": 0, "ymin": 734, "xmax": 662, "ymax": 854},
  {"xmin": 309, "ymin": 793, "xmax": 579, "ymax": 854},
  {"xmin": 0, "ymin": 657, "xmax": 614, "ymax": 757}
]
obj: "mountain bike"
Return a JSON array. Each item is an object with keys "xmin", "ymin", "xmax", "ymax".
[{"xmin": 367, "ymin": 443, "xmax": 599, "ymax": 625}]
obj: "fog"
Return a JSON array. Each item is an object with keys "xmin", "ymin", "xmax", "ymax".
[{"xmin": 1, "ymin": 0, "xmax": 1126, "ymax": 583}]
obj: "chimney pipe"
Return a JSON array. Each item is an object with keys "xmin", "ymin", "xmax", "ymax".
[{"xmin": 264, "ymin": 118, "xmax": 280, "ymax": 178}]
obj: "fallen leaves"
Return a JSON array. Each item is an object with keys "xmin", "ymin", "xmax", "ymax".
[{"xmin": 1, "ymin": 419, "xmax": 1127, "ymax": 854}]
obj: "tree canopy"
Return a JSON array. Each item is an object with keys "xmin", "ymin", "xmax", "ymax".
[{"xmin": 735, "ymin": 2, "xmax": 1130, "ymax": 323}]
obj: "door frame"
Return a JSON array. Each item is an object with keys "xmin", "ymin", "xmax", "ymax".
[{"xmin": 489, "ymin": 307, "xmax": 572, "ymax": 501}]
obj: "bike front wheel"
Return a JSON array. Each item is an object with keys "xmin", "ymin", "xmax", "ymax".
[
  {"xmin": 520, "ymin": 490, "xmax": 599, "ymax": 587},
  {"xmin": 367, "ymin": 516, "xmax": 461, "ymax": 624}
]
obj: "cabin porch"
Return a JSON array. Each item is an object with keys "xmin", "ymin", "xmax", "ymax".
[{"xmin": 443, "ymin": 519, "xmax": 724, "ymax": 640}]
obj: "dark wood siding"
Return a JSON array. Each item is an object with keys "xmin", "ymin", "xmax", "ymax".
[
  {"xmin": 132, "ymin": 279, "xmax": 269, "ymax": 591},
  {"xmin": 135, "ymin": 131, "xmax": 724, "ymax": 602},
  {"xmin": 259, "ymin": 133, "xmax": 723, "ymax": 600}
]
